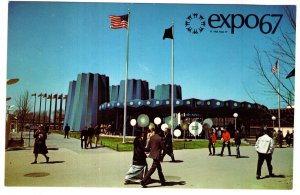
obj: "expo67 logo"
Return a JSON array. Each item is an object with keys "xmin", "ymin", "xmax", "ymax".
[
  {"xmin": 185, "ymin": 13, "xmax": 283, "ymax": 34},
  {"xmin": 185, "ymin": 13, "xmax": 206, "ymax": 34}
]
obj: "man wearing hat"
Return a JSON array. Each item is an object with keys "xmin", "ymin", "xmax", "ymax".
[{"xmin": 255, "ymin": 128, "xmax": 275, "ymax": 179}]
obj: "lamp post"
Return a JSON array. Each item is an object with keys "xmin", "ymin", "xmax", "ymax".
[
  {"xmin": 6, "ymin": 78, "xmax": 19, "ymax": 149},
  {"xmin": 233, "ymin": 113, "xmax": 238, "ymax": 130},
  {"xmin": 272, "ymin": 116, "xmax": 276, "ymax": 130},
  {"xmin": 6, "ymin": 105, "xmax": 15, "ymax": 149}
]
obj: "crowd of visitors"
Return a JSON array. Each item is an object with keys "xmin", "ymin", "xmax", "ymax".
[{"xmin": 34, "ymin": 121, "xmax": 292, "ymax": 184}]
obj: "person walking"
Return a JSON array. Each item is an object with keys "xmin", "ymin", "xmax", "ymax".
[
  {"xmin": 146, "ymin": 127, "xmax": 155, "ymax": 148},
  {"xmin": 277, "ymin": 130, "xmax": 283, "ymax": 148},
  {"xmin": 80, "ymin": 126, "xmax": 88, "ymax": 149},
  {"xmin": 234, "ymin": 130, "xmax": 242, "ymax": 158},
  {"xmin": 255, "ymin": 128, "xmax": 275, "ymax": 179},
  {"xmin": 124, "ymin": 130, "xmax": 148, "ymax": 184},
  {"xmin": 87, "ymin": 124, "xmax": 95, "ymax": 148},
  {"xmin": 31, "ymin": 125, "xmax": 49, "ymax": 164},
  {"xmin": 160, "ymin": 128, "xmax": 175, "ymax": 162},
  {"xmin": 220, "ymin": 128, "xmax": 231, "ymax": 156},
  {"xmin": 208, "ymin": 128, "xmax": 216, "ymax": 156},
  {"xmin": 64, "ymin": 123, "xmax": 70, "ymax": 139},
  {"xmin": 94, "ymin": 124, "xmax": 101, "ymax": 147},
  {"xmin": 141, "ymin": 127, "xmax": 166, "ymax": 187},
  {"xmin": 285, "ymin": 130, "xmax": 292, "ymax": 147}
]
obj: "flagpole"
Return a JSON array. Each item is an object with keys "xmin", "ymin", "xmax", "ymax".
[
  {"xmin": 122, "ymin": 9, "xmax": 130, "ymax": 143},
  {"xmin": 171, "ymin": 22, "xmax": 174, "ymax": 141},
  {"xmin": 277, "ymin": 60, "xmax": 281, "ymax": 132}
]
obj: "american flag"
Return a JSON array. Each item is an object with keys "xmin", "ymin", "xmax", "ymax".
[
  {"xmin": 109, "ymin": 14, "xmax": 128, "ymax": 29},
  {"xmin": 272, "ymin": 60, "xmax": 278, "ymax": 75}
]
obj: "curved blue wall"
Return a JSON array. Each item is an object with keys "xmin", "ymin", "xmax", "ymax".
[
  {"xmin": 64, "ymin": 73, "xmax": 109, "ymax": 131},
  {"xmin": 118, "ymin": 79, "xmax": 149, "ymax": 102}
]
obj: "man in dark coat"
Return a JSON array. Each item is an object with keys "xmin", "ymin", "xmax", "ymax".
[
  {"xmin": 87, "ymin": 124, "xmax": 95, "ymax": 148},
  {"xmin": 94, "ymin": 124, "xmax": 101, "ymax": 147},
  {"xmin": 234, "ymin": 130, "xmax": 242, "ymax": 158},
  {"xmin": 64, "ymin": 123, "xmax": 70, "ymax": 139},
  {"xmin": 160, "ymin": 128, "xmax": 175, "ymax": 162},
  {"xmin": 80, "ymin": 126, "xmax": 88, "ymax": 149},
  {"xmin": 141, "ymin": 128, "xmax": 166, "ymax": 187}
]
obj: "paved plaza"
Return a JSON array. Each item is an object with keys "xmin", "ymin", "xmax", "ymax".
[{"xmin": 4, "ymin": 133, "xmax": 294, "ymax": 190}]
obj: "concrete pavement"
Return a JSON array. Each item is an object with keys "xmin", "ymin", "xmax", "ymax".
[{"xmin": 5, "ymin": 133, "xmax": 293, "ymax": 189}]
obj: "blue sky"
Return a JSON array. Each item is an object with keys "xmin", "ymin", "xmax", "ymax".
[{"xmin": 5, "ymin": 1, "xmax": 296, "ymax": 110}]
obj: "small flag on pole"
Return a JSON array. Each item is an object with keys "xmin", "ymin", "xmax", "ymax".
[
  {"xmin": 163, "ymin": 26, "xmax": 173, "ymax": 40},
  {"xmin": 272, "ymin": 60, "xmax": 278, "ymax": 75},
  {"xmin": 109, "ymin": 14, "xmax": 128, "ymax": 29},
  {"xmin": 286, "ymin": 68, "xmax": 295, "ymax": 79}
]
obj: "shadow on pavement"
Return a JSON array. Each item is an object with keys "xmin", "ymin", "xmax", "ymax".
[
  {"xmin": 39, "ymin": 161, "xmax": 65, "ymax": 164},
  {"xmin": 6, "ymin": 148, "xmax": 32, "ymax": 151},
  {"xmin": 168, "ymin": 160, "xmax": 184, "ymax": 163},
  {"xmin": 238, "ymin": 155, "xmax": 250, "ymax": 158},
  {"xmin": 144, "ymin": 179, "xmax": 186, "ymax": 188},
  {"xmin": 215, "ymin": 154, "xmax": 249, "ymax": 158},
  {"xmin": 259, "ymin": 174, "xmax": 286, "ymax": 180},
  {"xmin": 47, "ymin": 148, "xmax": 59, "ymax": 150}
]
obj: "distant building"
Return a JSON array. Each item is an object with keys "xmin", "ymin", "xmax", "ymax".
[
  {"xmin": 110, "ymin": 85, "xmax": 120, "ymax": 102},
  {"xmin": 118, "ymin": 79, "xmax": 149, "ymax": 101},
  {"xmin": 154, "ymin": 84, "xmax": 182, "ymax": 100},
  {"xmin": 64, "ymin": 73, "xmax": 109, "ymax": 131},
  {"xmin": 149, "ymin": 89, "xmax": 155, "ymax": 99}
]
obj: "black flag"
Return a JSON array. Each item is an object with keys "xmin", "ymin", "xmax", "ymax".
[
  {"xmin": 163, "ymin": 26, "xmax": 173, "ymax": 40},
  {"xmin": 286, "ymin": 68, "xmax": 295, "ymax": 79}
]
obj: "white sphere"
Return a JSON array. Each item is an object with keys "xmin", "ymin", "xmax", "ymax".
[
  {"xmin": 161, "ymin": 123, "xmax": 169, "ymax": 131},
  {"xmin": 174, "ymin": 129, "xmax": 181, "ymax": 137},
  {"xmin": 130, "ymin": 119, "xmax": 136, "ymax": 126},
  {"xmin": 154, "ymin": 117, "xmax": 162, "ymax": 125}
]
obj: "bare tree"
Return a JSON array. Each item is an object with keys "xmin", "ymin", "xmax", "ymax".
[
  {"xmin": 15, "ymin": 90, "xmax": 31, "ymax": 138},
  {"xmin": 252, "ymin": 6, "xmax": 295, "ymax": 108}
]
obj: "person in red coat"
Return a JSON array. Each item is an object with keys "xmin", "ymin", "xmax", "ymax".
[
  {"xmin": 220, "ymin": 128, "xmax": 231, "ymax": 156},
  {"xmin": 208, "ymin": 128, "xmax": 217, "ymax": 155}
]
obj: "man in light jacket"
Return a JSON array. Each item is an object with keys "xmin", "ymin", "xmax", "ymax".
[{"xmin": 255, "ymin": 128, "xmax": 274, "ymax": 179}]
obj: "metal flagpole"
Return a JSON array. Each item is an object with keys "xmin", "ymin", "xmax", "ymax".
[
  {"xmin": 38, "ymin": 93, "xmax": 43, "ymax": 125},
  {"xmin": 32, "ymin": 93, "xmax": 36, "ymax": 125},
  {"xmin": 48, "ymin": 94, "xmax": 52, "ymax": 127},
  {"xmin": 277, "ymin": 60, "xmax": 281, "ymax": 131},
  {"xmin": 43, "ymin": 93, "xmax": 47, "ymax": 125},
  {"xmin": 122, "ymin": 10, "xmax": 130, "ymax": 143},
  {"xmin": 53, "ymin": 94, "xmax": 58, "ymax": 130},
  {"xmin": 170, "ymin": 23, "xmax": 174, "ymax": 141}
]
